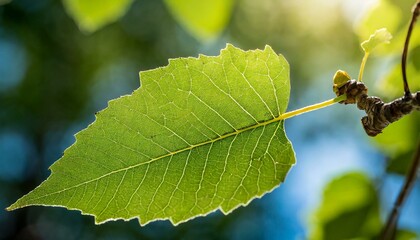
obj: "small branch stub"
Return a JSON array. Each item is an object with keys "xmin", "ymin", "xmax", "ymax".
[{"xmin": 335, "ymin": 80, "xmax": 420, "ymax": 136}]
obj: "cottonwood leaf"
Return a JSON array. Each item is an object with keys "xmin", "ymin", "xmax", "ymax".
[
  {"xmin": 164, "ymin": 0, "xmax": 235, "ymax": 40},
  {"xmin": 361, "ymin": 28, "xmax": 392, "ymax": 54},
  {"xmin": 62, "ymin": 0, "xmax": 134, "ymax": 33},
  {"xmin": 7, "ymin": 44, "xmax": 296, "ymax": 226}
]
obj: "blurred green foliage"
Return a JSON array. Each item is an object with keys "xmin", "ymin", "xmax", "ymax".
[
  {"xmin": 310, "ymin": 172, "xmax": 381, "ymax": 240},
  {"xmin": 0, "ymin": 0, "xmax": 11, "ymax": 6},
  {"xmin": 164, "ymin": 0, "xmax": 236, "ymax": 40},
  {"xmin": 62, "ymin": 0, "xmax": 236, "ymax": 40},
  {"xmin": 62, "ymin": 0, "xmax": 134, "ymax": 33},
  {"xmin": 356, "ymin": 0, "xmax": 420, "ymax": 54},
  {"xmin": 310, "ymin": 172, "xmax": 418, "ymax": 240},
  {"xmin": 375, "ymin": 114, "xmax": 420, "ymax": 175}
]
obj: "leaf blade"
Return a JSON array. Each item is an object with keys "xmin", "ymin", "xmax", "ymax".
[
  {"xmin": 360, "ymin": 28, "xmax": 392, "ymax": 54},
  {"xmin": 7, "ymin": 44, "xmax": 295, "ymax": 225}
]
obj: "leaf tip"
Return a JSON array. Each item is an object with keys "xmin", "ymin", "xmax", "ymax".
[
  {"xmin": 5, "ymin": 205, "xmax": 14, "ymax": 211},
  {"xmin": 6, "ymin": 200, "xmax": 23, "ymax": 212},
  {"xmin": 263, "ymin": 44, "xmax": 274, "ymax": 52},
  {"xmin": 224, "ymin": 43, "xmax": 236, "ymax": 51}
]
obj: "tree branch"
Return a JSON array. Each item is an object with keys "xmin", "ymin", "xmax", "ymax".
[
  {"xmin": 334, "ymin": 80, "xmax": 420, "ymax": 137},
  {"xmin": 380, "ymin": 139, "xmax": 420, "ymax": 240},
  {"xmin": 401, "ymin": 0, "xmax": 420, "ymax": 98}
]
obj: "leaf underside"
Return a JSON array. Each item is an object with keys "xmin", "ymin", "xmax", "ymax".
[{"xmin": 7, "ymin": 44, "xmax": 296, "ymax": 226}]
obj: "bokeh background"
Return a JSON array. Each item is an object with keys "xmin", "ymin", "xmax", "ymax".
[{"xmin": 1, "ymin": 0, "xmax": 419, "ymax": 239}]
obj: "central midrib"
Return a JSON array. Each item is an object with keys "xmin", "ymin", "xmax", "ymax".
[{"xmin": 12, "ymin": 115, "xmax": 285, "ymax": 206}]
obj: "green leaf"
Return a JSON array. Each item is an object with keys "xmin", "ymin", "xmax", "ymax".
[
  {"xmin": 7, "ymin": 44, "xmax": 296, "ymax": 226},
  {"xmin": 377, "ymin": 52, "xmax": 420, "ymax": 99},
  {"xmin": 361, "ymin": 28, "xmax": 392, "ymax": 54},
  {"xmin": 310, "ymin": 172, "xmax": 381, "ymax": 240},
  {"xmin": 356, "ymin": 0, "xmax": 420, "ymax": 55},
  {"xmin": 164, "ymin": 0, "xmax": 236, "ymax": 40},
  {"xmin": 62, "ymin": 0, "xmax": 134, "ymax": 33}
]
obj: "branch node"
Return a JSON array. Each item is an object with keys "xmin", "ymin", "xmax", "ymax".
[{"xmin": 335, "ymin": 80, "xmax": 420, "ymax": 136}]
